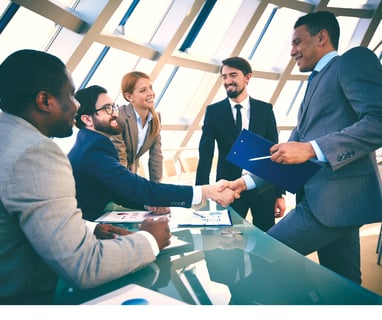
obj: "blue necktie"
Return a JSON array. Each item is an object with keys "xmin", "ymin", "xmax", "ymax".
[
  {"xmin": 307, "ymin": 70, "xmax": 318, "ymax": 84},
  {"xmin": 308, "ymin": 70, "xmax": 318, "ymax": 82},
  {"xmin": 303, "ymin": 70, "xmax": 318, "ymax": 103}
]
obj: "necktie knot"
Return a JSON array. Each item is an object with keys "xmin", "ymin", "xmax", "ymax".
[
  {"xmin": 234, "ymin": 104, "xmax": 242, "ymax": 133},
  {"xmin": 308, "ymin": 70, "xmax": 318, "ymax": 82},
  {"xmin": 234, "ymin": 104, "xmax": 242, "ymax": 111}
]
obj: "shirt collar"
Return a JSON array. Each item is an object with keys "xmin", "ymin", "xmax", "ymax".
[
  {"xmin": 229, "ymin": 95, "xmax": 250, "ymax": 111},
  {"xmin": 314, "ymin": 51, "xmax": 338, "ymax": 72},
  {"xmin": 133, "ymin": 108, "xmax": 153, "ymax": 124}
]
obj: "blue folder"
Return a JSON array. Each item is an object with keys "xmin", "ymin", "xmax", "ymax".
[{"xmin": 226, "ymin": 129, "xmax": 322, "ymax": 193}]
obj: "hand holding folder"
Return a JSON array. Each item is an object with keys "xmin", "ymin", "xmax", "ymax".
[{"xmin": 226, "ymin": 129, "xmax": 322, "ymax": 193}]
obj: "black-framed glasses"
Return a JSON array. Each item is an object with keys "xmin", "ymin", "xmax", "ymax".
[{"xmin": 95, "ymin": 103, "xmax": 119, "ymax": 115}]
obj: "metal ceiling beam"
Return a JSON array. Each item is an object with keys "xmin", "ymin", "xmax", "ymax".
[{"xmin": 12, "ymin": 0, "xmax": 89, "ymax": 33}]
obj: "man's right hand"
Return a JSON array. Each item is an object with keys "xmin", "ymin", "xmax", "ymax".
[
  {"xmin": 139, "ymin": 217, "xmax": 171, "ymax": 250},
  {"xmin": 216, "ymin": 178, "xmax": 247, "ymax": 194}
]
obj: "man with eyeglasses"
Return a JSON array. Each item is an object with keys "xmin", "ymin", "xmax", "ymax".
[
  {"xmin": 0, "ymin": 50, "xmax": 172, "ymax": 304},
  {"xmin": 68, "ymin": 85, "xmax": 239, "ymax": 222}
]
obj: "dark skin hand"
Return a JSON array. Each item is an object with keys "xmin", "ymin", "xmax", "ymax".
[
  {"xmin": 94, "ymin": 223, "xmax": 132, "ymax": 239},
  {"xmin": 94, "ymin": 219, "xmax": 171, "ymax": 251},
  {"xmin": 139, "ymin": 217, "xmax": 171, "ymax": 250}
]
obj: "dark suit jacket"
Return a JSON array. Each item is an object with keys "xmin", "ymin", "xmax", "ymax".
[
  {"xmin": 196, "ymin": 97, "xmax": 280, "ymax": 189},
  {"xmin": 68, "ymin": 129, "xmax": 193, "ymax": 221},
  {"xmin": 290, "ymin": 46, "xmax": 382, "ymax": 227}
]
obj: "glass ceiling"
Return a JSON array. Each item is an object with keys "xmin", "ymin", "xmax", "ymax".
[{"xmin": 1, "ymin": 0, "xmax": 381, "ymax": 156}]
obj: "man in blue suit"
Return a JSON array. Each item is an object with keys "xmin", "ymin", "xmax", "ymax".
[
  {"xmin": 226, "ymin": 11, "xmax": 382, "ymax": 284},
  {"xmin": 68, "ymin": 85, "xmax": 237, "ymax": 222},
  {"xmin": 0, "ymin": 50, "xmax": 171, "ymax": 304},
  {"xmin": 196, "ymin": 57, "xmax": 285, "ymax": 231}
]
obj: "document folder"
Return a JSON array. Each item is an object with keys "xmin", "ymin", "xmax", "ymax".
[{"xmin": 226, "ymin": 129, "xmax": 322, "ymax": 193}]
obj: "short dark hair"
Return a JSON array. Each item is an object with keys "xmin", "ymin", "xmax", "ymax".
[
  {"xmin": 74, "ymin": 85, "xmax": 107, "ymax": 129},
  {"xmin": 0, "ymin": 49, "xmax": 67, "ymax": 114},
  {"xmin": 220, "ymin": 57, "xmax": 252, "ymax": 75},
  {"xmin": 294, "ymin": 11, "xmax": 340, "ymax": 50}
]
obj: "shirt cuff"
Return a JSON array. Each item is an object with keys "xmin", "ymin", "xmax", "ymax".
[
  {"xmin": 137, "ymin": 230, "xmax": 160, "ymax": 256},
  {"xmin": 243, "ymin": 174, "xmax": 256, "ymax": 190},
  {"xmin": 191, "ymin": 186, "xmax": 202, "ymax": 204},
  {"xmin": 310, "ymin": 140, "xmax": 327, "ymax": 162},
  {"xmin": 85, "ymin": 220, "xmax": 97, "ymax": 234}
]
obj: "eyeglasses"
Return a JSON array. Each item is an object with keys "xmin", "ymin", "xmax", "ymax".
[{"xmin": 95, "ymin": 103, "xmax": 119, "ymax": 115}]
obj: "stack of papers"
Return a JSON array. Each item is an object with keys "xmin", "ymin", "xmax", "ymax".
[
  {"xmin": 95, "ymin": 210, "xmax": 169, "ymax": 223},
  {"xmin": 177, "ymin": 209, "xmax": 232, "ymax": 227}
]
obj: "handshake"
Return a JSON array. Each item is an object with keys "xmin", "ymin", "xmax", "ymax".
[{"xmin": 201, "ymin": 176, "xmax": 247, "ymax": 207}]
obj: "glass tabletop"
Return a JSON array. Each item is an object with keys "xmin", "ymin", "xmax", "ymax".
[{"xmin": 54, "ymin": 205, "xmax": 382, "ymax": 305}]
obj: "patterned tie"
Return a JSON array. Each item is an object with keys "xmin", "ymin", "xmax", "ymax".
[{"xmin": 234, "ymin": 104, "xmax": 242, "ymax": 133}]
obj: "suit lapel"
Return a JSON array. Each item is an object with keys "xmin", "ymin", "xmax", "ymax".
[
  {"xmin": 126, "ymin": 104, "xmax": 139, "ymax": 158},
  {"xmin": 298, "ymin": 56, "xmax": 338, "ymax": 123},
  {"xmin": 221, "ymin": 99, "xmax": 236, "ymax": 130},
  {"xmin": 137, "ymin": 127, "xmax": 153, "ymax": 158},
  {"xmin": 248, "ymin": 98, "xmax": 258, "ymax": 130}
]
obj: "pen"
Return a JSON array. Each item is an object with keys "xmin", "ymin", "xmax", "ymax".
[
  {"xmin": 193, "ymin": 211, "xmax": 206, "ymax": 218},
  {"xmin": 248, "ymin": 155, "xmax": 271, "ymax": 161}
]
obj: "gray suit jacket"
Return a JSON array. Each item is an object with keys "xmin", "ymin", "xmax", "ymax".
[
  {"xmin": 111, "ymin": 104, "xmax": 163, "ymax": 182},
  {"xmin": 0, "ymin": 112, "xmax": 156, "ymax": 303},
  {"xmin": 291, "ymin": 47, "xmax": 382, "ymax": 227}
]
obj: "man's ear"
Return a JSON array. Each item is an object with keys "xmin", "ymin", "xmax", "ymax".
[
  {"xmin": 80, "ymin": 114, "xmax": 94, "ymax": 127},
  {"xmin": 35, "ymin": 91, "xmax": 51, "ymax": 112},
  {"xmin": 245, "ymin": 72, "xmax": 252, "ymax": 84},
  {"xmin": 317, "ymin": 29, "xmax": 329, "ymax": 46}
]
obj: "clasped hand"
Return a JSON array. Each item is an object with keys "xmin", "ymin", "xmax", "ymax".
[{"xmin": 204, "ymin": 180, "xmax": 242, "ymax": 207}]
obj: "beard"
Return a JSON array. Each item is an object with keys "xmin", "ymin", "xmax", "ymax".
[
  {"xmin": 93, "ymin": 117, "xmax": 122, "ymax": 135},
  {"xmin": 226, "ymin": 85, "xmax": 245, "ymax": 99}
]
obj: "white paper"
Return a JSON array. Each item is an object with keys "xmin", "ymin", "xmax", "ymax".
[
  {"xmin": 82, "ymin": 284, "xmax": 187, "ymax": 305},
  {"xmin": 95, "ymin": 210, "xmax": 169, "ymax": 223},
  {"xmin": 177, "ymin": 209, "xmax": 232, "ymax": 227}
]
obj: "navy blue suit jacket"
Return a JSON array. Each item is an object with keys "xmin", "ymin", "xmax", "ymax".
[
  {"xmin": 68, "ymin": 129, "xmax": 193, "ymax": 221},
  {"xmin": 196, "ymin": 97, "xmax": 279, "ymax": 184}
]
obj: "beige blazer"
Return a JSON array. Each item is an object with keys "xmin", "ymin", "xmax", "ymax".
[{"xmin": 111, "ymin": 104, "xmax": 163, "ymax": 182}]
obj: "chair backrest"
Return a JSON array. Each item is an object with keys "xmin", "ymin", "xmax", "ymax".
[
  {"xmin": 179, "ymin": 156, "xmax": 199, "ymax": 173},
  {"xmin": 162, "ymin": 158, "xmax": 180, "ymax": 182}
]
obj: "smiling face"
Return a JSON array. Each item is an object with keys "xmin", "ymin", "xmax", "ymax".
[
  {"xmin": 220, "ymin": 65, "xmax": 250, "ymax": 100},
  {"xmin": 290, "ymin": 25, "xmax": 323, "ymax": 73},
  {"xmin": 124, "ymin": 77, "xmax": 155, "ymax": 112},
  {"xmin": 92, "ymin": 93, "xmax": 121, "ymax": 135}
]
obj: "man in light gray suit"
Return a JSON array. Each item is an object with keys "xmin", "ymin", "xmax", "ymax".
[
  {"xmin": 0, "ymin": 49, "xmax": 171, "ymax": 304},
  {"xmin": 225, "ymin": 11, "xmax": 382, "ymax": 284}
]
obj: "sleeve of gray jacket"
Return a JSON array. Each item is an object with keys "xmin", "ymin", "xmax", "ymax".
[{"xmin": 247, "ymin": 173, "xmax": 273, "ymax": 195}]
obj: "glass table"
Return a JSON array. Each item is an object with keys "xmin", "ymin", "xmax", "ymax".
[{"xmin": 54, "ymin": 205, "xmax": 382, "ymax": 305}]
